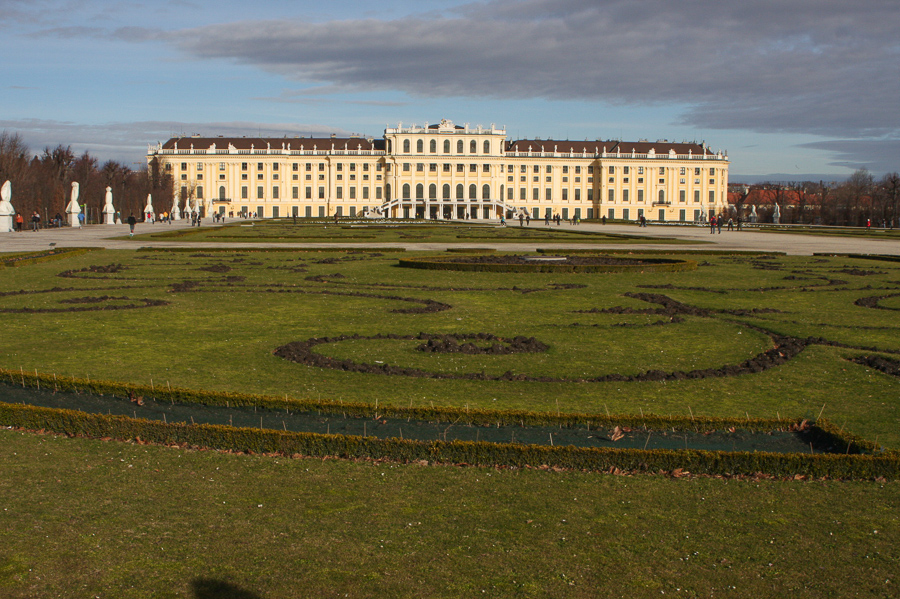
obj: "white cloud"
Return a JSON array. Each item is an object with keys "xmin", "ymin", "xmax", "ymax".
[{"xmin": 160, "ymin": 0, "xmax": 898, "ymax": 140}]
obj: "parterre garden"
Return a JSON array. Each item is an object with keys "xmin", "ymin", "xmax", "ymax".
[{"xmin": 0, "ymin": 236, "xmax": 899, "ymax": 597}]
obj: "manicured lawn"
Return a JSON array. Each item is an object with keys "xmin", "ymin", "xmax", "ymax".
[
  {"xmin": 1, "ymin": 243, "xmax": 899, "ymax": 597},
  {"xmin": 1, "ymin": 429, "xmax": 897, "ymax": 599},
  {"xmin": 130, "ymin": 219, "xmax": 695, "ymax": 244}
]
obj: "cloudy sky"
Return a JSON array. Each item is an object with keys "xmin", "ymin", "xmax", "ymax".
[{"xmin": 2, "ymin": 0, "xmax": 898, "ymax": 181}]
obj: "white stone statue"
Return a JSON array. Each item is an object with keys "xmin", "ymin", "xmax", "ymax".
[
  {"xmin": 144, "ymin": 194, "xmax": 155, "ymax": 222},
  {"xmin": 102, "ymin": 187, "xmax": 116, "ymax": 225},
  {"xmin": 750, "ymin": 205, "xmax": 758, "ymax": 223},
  {"xmin": 66, "ymin": 182, "xmax": 82, "ymax": 227},
  {"xmin": 773, "ymin": 203, "xmax": 781, "ymax": 224},
  {"xmin": 171, "ymin": 197, "xmax": 181, "ymax": 220},
  {"xmin": 0, "ymin": 180, "xmax": 14, "ymax": 232}
]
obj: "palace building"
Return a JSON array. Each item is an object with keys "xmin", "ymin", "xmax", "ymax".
[{"xmin": 147, "ymin": 119, "xmax": 729, "ymax": 222}]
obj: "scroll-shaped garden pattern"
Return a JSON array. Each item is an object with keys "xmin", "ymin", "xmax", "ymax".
[{"xmin": 1, "ymin": 248, "xmax": 899, "ymax": 445}]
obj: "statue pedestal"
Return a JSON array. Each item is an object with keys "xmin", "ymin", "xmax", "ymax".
[{"xmin": 0, "ymin": 215, "xmax": 12, "ymax": 233}]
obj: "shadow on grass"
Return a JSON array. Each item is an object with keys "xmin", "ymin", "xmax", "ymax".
[{"xmin": 192, "ymin": 577, "xmax": 263, "ymax": 599}]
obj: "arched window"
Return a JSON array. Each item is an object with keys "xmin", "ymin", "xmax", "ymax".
[
  {"xmin": 443, "ymin": 184, "xmax": 451, "ymax": 199},
  {"xmin": 416, "ymin": 139, "xmax": 423, "ymax": 153},
  {"xmin": 428, "ymin": 184, "xmax": 437, "ymax": 199},
  {"xmin": 469, "ymin": 140, "xmax": 476, "ymax": 153},
  {"xmin": 385, "ymin": 184, "xmax": 392, "ymax": 201},
  {"xmin": 469, "ymin": 184, "xmax": 477, "ymax": 199},
  {"xmin": 456, "ymin": 184, "xmax": 464, "ymax": 199},
  {"xmin": 457, "ymin": 140, "xmax": 463, "ymax": 154},
  {"xmin": 443, "ymin": 140, "xmax": 450, "ymax": 154},
  {"xmin": 429, "ymin": 139, "xmax": 436, "ymax": 153},
  {"xmin": 658, "ymin": 190, "xmax": 665, "ymax": 203},
  {"xmin": 403, "ymin": 140, "xmax": 410, "ymax": 153},
  {"xmin": 219, "ymin": 186, "xmax": 226, "ymax": 200},
  {"xmin": 482, "ymin": 184, "xmax": 491, "ymax": 199},
  {"xmin": 416, "ymin": 184, "xmax": 424, "ymax": 199},
  {"xmin": 483, "ymin": 140, "xmax": 490, "ymax": 154},
  {"xmin": 402, "ymin": 184, "xmax": 410, "ymax": 199}
]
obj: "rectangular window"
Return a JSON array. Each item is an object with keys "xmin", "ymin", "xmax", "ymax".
[
  {"xmin": 545, "ymin": 188, "xmax": 552, "ymax": 201},
  {"xmin": 520, "ymin": 188, "xmax": 526, "ymax": 200},
  {"xmin": 533, "ymin": 188, "xmax": 539, "ymax": 201},
  {"xmin": 443, "ymin": 164, "xmax": 451, "ymax": 172},
  {"xmin": 306, "ymin": 163, "xmax": 312, "ymax": 171},
  {"xmin": 257, "ymin": 163, "xmax": 263, "ymax": 170},
  {"xmin": 305, "ymin": 187, "xmax": 312, "ymax": 199},
  {"xmin": 608, "ymin": 208, "xmax": 615, "ymax": 219},
  {"xmin": 219, "ymin": 162, "xmax": 225, "ymax": 171},
  {"xmin": 376, "ymin": 187, "xmax": 382, "ymax": 200},
  {"xmin": 318, "ymin": 187, "xmax": 325, "ymax": 199},
  {"xmin": 416, "ymin": 163, "xmax": 424, "ymax": 172},
  {"xmin": 319, "ymin": 163, "xmax": 325, "ymax": 171},
  {"xmin": 546, "ymin": 165, "xmax": 552, "ymax": 173},
  {"xmin": 292, "ymin": 163, "xmax": 299, "ymax": 171},
  {"xmin": 292, "ymin": 187, "xmax": 298, "ymax": 199},
  {"xmin": 562, "ymin": 189, "xmax": 568, "ymax": 201},
  {"xmin": 679, "ymin": 190, "xmax": 686, "ymax": 203},
  {"xmin": 403, "ymin": 163, "xmax": 410, "ymax": 172},
  {"xmin": 457, "ymin": 164, "xmax": 464, "ymax": 172},
  {"xmin": 362, "ymin": 187, "xmax": 369, "ymax": 200},
  {"xmin": 608, "ymin": 189, "xmax": 614, "ymax": 203},
  {"xmin": 680, "ymin": 209, "xmax": 686, "ymax": 221},
  {"xmin": 196, "ymin": 163, "xmax": 203, "ymax": 171},
  {"xmin": 273, "ymin": 163, "xmax": 279, "ymax": 171},
  {"xmin": 694, "ymin": 190, "xmax": 700, "ymax": 203},
  {"xmin": 637, "ymin": 189, "xmax": 643, "ymax": 203},
  {"xmin": 483, "ymin": 164, "xmax": 490, "ymax": 173},
  {"xmin": 349, "ymin": 187, "xmax": 356, "ymax": 200},
  {"xmin": 507, "ymin": 187, "xmax": 513, "ymax": 200},
  {"xmin": 623, "ymin": 189, "xmax": 629, "ymax": 202},
  {"xmin": 336, "ymin": 187, "xmax": 343, "ymax": 199},
  {"xmin": 470, "ymin": 164, "xmax": 477, "ymax": 172},
  {"xmin": 680, "ymin": 167, "xmax": 686, "ymax": 175},
  {"xmin": 709, "ymin": 190, "xmax": 715, "ymax": 203},
  {"xmin": 562, "ymin": 166, "xmax": 569, "ymax": 174},
  {"xmin": 587, "ymin": 189, "xmax": 593, "ymax": 202},
  {"xmin": 609, "ymin": 166, "xmax": 615, "ymax": 174},
  {"xmin": 349, "ymin": 163, "xmax": 355, "ymax": 171},
  {"xmin": 336, "ymin": 163, "xmax": 342, "ymax": 171},
  {"xmin": 623, "ymin": 166, "xmax": 629, "ymax": 174},
  {"xmin": 429, "ymin": 164, "xmax": 437, "ymax": 172},
  {"xmin": 574, "ymin": 189, "xmax": 581, "ymax": 202},
  {"xmin": 256, "ymin": 186, "xmax": 263, "ymax": 199},
  {"xmin": 659, "ymin": 167, "xmax": 665, "ymax": 175},
  {"xmin": 709, "ymin": 168, "xmax": 715, "ymax": 175}
]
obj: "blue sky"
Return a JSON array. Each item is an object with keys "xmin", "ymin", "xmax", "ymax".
[{"xmin": 2, "ymin": 0, "xmax": 898, "ymax": 181}]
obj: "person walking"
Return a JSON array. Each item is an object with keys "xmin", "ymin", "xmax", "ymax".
[
  {"xmin": 77, "ymin": 211, "xmax": 85, "ymax": 229},
  {"xmin": 127, "ymin": 213, "xmax": 137, "ymax": 237},
  {"xmin": 709, "ymin": 215, "xmax": 716, "ymax": 234},
  {"xmin": 31, "ymin": 211, "xmax": 40, "ymax": 232}
]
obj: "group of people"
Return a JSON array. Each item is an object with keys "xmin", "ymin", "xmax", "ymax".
[{"xmin": 708, "ymin": 214, "xmax": 742, "ymax": 234}]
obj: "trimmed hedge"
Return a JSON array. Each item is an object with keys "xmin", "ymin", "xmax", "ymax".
[
  {"xmin": 537, "ymin": 248, "xmax": 787, "ymax": 257},
  {"xmin": 397, "ymin": 256, "xmax": 698, "ymax": 274},
  {"xmin": 1, "ymin": 401, "xmax": 898, "ymax": 479},
  {"xmin": 445, "ymin": 248, "xmax": 496, "ymax": 253},
  {"xmin": 137, "ymin": 246, "xmax": 405, "ymax": 253}
]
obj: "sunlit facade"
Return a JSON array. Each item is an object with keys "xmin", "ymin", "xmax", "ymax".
[{"xmin": 147, "ymin": 119, "xmax": 729, "ymax": 221}]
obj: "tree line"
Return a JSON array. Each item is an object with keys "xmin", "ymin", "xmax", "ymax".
[
  {"xmin": 0, "ymin": 131, "xmax": 173, "ymax": 223},
  {"xmin": 731, "ymin": 169, "xmax": 900, "ymax": 227}
]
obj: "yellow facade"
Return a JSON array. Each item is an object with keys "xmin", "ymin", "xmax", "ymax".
[{"xmin": 147, "ymin": 119, "xmax": 729, "ymax": 221}]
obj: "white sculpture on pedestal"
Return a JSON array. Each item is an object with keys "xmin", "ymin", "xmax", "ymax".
[
  {"xmin": 750, "ymin": 205, "xmax": 758, "ymax": 223},
  {"xmin": 773, "ymin": 203, "xmax": 781, "ymax": 224},
  {"xmin": 172, "ymin": 196, "xmax": 181, "ymax": 221},
  {"xmin": 103, "ymin": 187, "xmax": 116, "ymax": 225},
  {"xmin": 66, "ymin": 182, "xmax": 81, "ymax": 227},
  {"xmin": 0, "ymin": 180, "xmax": 14, "ymax": 233},
  {"xmin": 144, "ymin": 194, "xmax": 155, "ymax": 222}
]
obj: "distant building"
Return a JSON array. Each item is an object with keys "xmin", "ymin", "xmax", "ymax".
[{"xmin": 147, "ymin": 119, "xmax": 729, "ymax": 221}]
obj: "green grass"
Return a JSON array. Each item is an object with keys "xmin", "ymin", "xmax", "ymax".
[
  {"xmin": 1, "ymin": 429, "xmax": 898, "ymax": 599},
  {"xmin": 1, "ymin": 247, "xmax": 900, "ymax": 596},
  {"xmin": 129, "ymin": 220, "xmax": 696, "ymax": 244}
]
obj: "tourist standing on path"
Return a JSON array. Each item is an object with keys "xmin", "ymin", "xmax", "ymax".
[
  {"xmin": 15, "ymin": 212, "xmax": 23, "ymax": 232},
  {"xmin": 709, "ymin": 215, "xmax": 716, "ymax": 234},
  {"xmin": 519, "ymin": 214, "xmax": 524, "ymax": 226},
  {"xmin": 77, "ymin": 211, "xmax": 85, "ymax": 229},
  {"xmin": 31, "ymin": 211, "xmax": 40, "ymax": 231},
  {"xmin": 127, "ymin": 213, "xmax": 136, "ymax": 237},
  {"xmin": 716, "ymin": 215, "xmax": 723, "ymax": 234},
  {"xmin": 525, "ymin": 214, "xmax": 530, "ymax": 226}
]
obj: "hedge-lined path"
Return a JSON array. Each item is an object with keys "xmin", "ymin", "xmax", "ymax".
[{"xmin": 1, "ymin": 218, "xmax": 899, "ymax": 255}]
